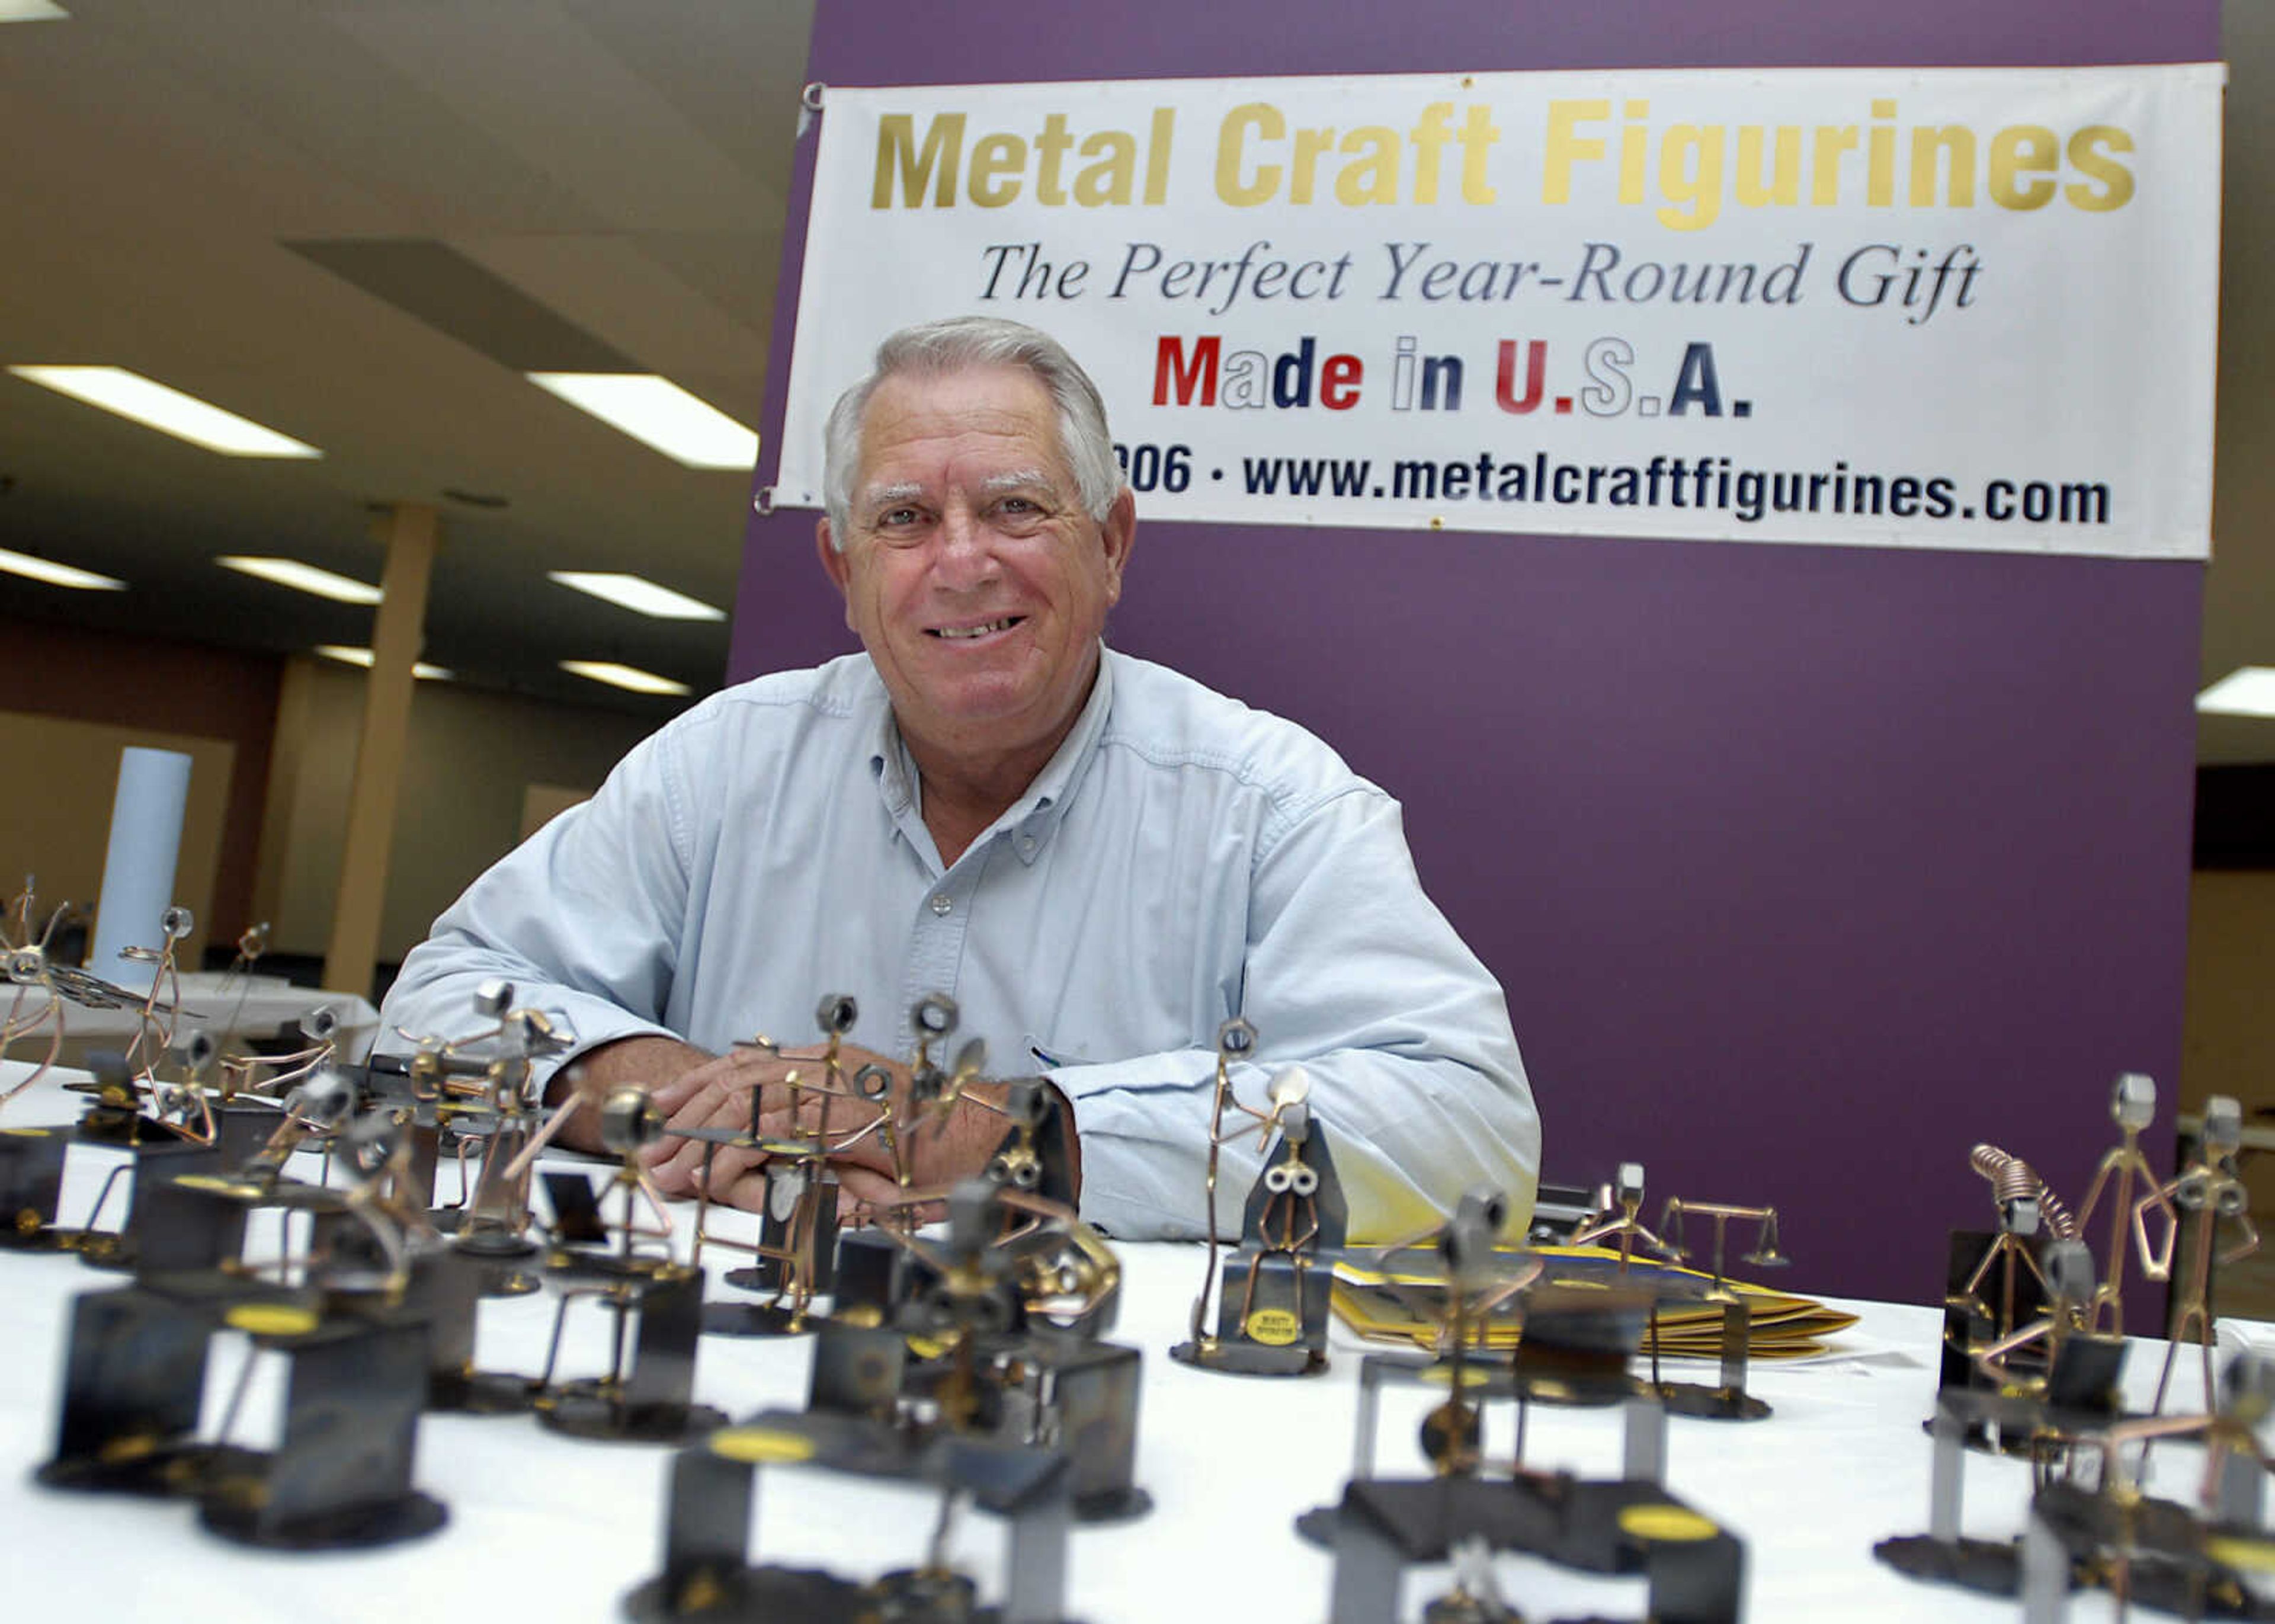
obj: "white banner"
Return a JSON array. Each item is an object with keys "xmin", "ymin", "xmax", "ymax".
[{"xmin": 779, "ymin": 66, "xmax": 2222, "ymax": 559}]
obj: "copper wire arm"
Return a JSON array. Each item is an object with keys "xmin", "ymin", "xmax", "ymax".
[
  {"xmin": 609, "ymin": 1162, "xmax": 675, "ymax": 1243},
  {"xmin": 213, "ymin": 921, "xmax": 269, "ymax": 1040},
  {"xmin": 0, "ymin": 985, "xmax": 64, "ymax": 1110},
  {"xmin": 501, "ymin": 1091, "xmax": 591, "ymax": 1183},
  {"xmin": 219, "ymin": 1037, "xmax": 338, "ymax": 1101}
]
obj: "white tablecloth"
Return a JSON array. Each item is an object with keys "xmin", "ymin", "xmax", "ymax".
[
  {"xmin": 11, "ymin": 971, "xmax": 380, "ymax": 1059},
  {"xmin": 0, "ymin": 1061, "xmax": 2250, "ymax": 1621}
]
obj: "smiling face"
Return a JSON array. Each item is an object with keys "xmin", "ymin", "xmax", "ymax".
[{"xmin": 818, "ymin": 364, "xmax": 1135, "ymax": 784}]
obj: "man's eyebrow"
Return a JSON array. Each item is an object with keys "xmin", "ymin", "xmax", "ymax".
[
  {"xmin": 979, "ymin": 469, "xmax": 1056, "ymax": 496},
  {"xmin": 858, "ymin": 481, "xmax": 925, "ymax": 511}
]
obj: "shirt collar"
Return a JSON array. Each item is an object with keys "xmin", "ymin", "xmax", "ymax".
[{"xmin": 866, "ymin": 645, "xmax": 1116, "ymax": 869}]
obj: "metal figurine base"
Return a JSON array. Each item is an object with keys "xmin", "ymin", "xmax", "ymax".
[
  {"xmin": 1876, "ymin": 1374, "xmax": 2159, "ymax": 1607},
  {"xmin": 195, "ymin": 1311, "xmax": 449, "ymax": 1551},
  {"xmin": 1882, "ymin": 1489, "xmax": 2275, "ymax": 1620},
  {"xmin": 702, "ymin": 1298, "xmax": 821, "ymax": 1337},
  {"xmin": 1940, "ymin": 1226, "xmax": 2050, "ymax": 1399},
  {"xmin": 33, "ymin": 1267, "xmax": 443, "ymax": 1553},
  {"xmin": 533, "ymin": 1384, "xmax": 729, "ymax": 1444},
  {"xmin": 314, "ymin": 1223, "xmax": 541, "ymax": 1417},
  {"xmin": 743, "ymin": 1175, "xmax": 842, "ymax": 1293},
  {"xmin": 1304, "ymin": 1359, "xmax": 1738, "ymax": 1624},
  {"xmin": 62, "ymin": 1133, "xmax": 247, "ymax": 1274},
  {"xmin": 1654, "ymin": 1299, "xmax": 1772, "ymax": 1421},
  {"xmin": 626, "ymin": 1567, "xmax": 1071, "ymax": 1624},
  {"xmin": 447, "ymin": 1223, "xmax": 544, "ymax": 1297},
  {"xmin": 1300, "ymin": 1308, "xmax": 1742, "ymax": 1624},
  {"xmin": 201, "ymin": 1487, "xmax": 448, "ymax": 1551},
  {"xmin": 1170, "ymin": 1253, "xmax": 1333, "ymax": 1378},
  {"xmin": 1873, "ymin": 1531, "xmax": 2036, "ymax": 1598},
  {"xmin": 700, "ymin": 1162, "xmax": 842, "ymax": 1338},
  {"xmin": 621, "ymin": 1407, "xmax": 1082, "ymax": 1624},
  {"xmin": 828, "ymin": 1225, "xmax": 921, "ymax": 1317},
  {"xmin": 2021, "ymin": 1479, "xmax": 2275, "ymax": 1621},
  {"xmin": 1025, "ymin": 1335, "xmax": 1151, "ymax": 1522},
  {"xmin": 1168, "ymin": 1333, "xmax": 1325, "ymax": 1378},
  {"xmin": 205, "ymin": 1099, "xmax": 291, "ymax": 1166},
  {"xmin": 832, "ymin": 1324, "xmax": 1151, "ymax": 1524},
  {"xmin": 535, "ymin": 1255, "xmax": 726, "ymax": 1444},
  {"xmin": 37, "ymin": 1279, "xmax": 251, "ymax": 1497},
  {"xmin": 1326, "ymin": 1474, "xmax": 1745, "ymax": 1624},
  {"xmin": 0, "ymin": 1125, "xmax": 69, "ymax": 1248}
]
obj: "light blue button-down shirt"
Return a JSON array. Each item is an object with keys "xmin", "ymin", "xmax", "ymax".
[{"xmin": 380, "ymin": 647, "xmax": 1540, "ymax": 1241}]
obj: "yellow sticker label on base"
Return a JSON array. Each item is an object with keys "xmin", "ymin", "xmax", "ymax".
[
  {"xmin": 1244, "ymin": 1307, "xmax": 1302, "ymax": 1346},
  {"xmin": 709, "ymin": 1427, "xmax": 817, "ymax": 1465},
  {"xmin": 1618, "ymin": 1504, "xmax": 1721, "ymax": 1543},
  {"xmin": 226, "ymin": 1303, "xmax": 321, "ymax": 1338},
  {"xmin": 2206, "ymin": 1535, "xmax": 2275, "ymax": 1575}
]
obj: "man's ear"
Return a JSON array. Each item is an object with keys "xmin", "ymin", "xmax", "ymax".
[
  {"xmin": 816, "ymin": 520, "xmax": 857, "ymax": 632},
  {"xmin": 1100, "ymin": 486, "xmax": 1138, "ymax": 607}
]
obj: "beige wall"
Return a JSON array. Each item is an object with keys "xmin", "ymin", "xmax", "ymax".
[
  {"xmin": 2180, "ymin": 870, "xmax": 2275, "ymax": 1115},
  {"xmin": 0, "ymin": 713, "xmax": 234, "ymax": 969},
  {"xmin": 520, "ymin": 783, "xmax": 595, "ymax": 843},
  {"xmin": 254, "ymin": 659, "xmax": 656, "ymax": 965},
  {"xmin": 2181, "ymin": 870, "xmax": 2275, "ymax": 1210}
]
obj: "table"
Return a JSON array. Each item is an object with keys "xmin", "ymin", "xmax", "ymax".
[
  {"xmin": 10, "ymin": 970, "xmax": 381, "ymax": 1060},
  {"xmin": 0, "ymin": 1062, "xmax": 2256, "ymax": 1622}
]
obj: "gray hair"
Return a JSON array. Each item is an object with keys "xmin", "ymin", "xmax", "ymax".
[{"xmin": 822, "ymin": 316, "xmax": 1124, "ymax": 547}]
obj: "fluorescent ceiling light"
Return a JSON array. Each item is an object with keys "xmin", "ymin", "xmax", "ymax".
[
  {"xmin": 314, "ymin": 645, "xmax": 453, "ymax": 681},
  {"xmin": 8, "ymin": 366, "xmax": 319, "ymax": 457},
  {"xmin": 0, "ymin": 2, "xmax": 70, "ymax": 20},
  {"xmin": 216, "ymin": 555, "xmax": 383, "ymax": 605},
  {"xmin": 0, "ymin": 544, "xmax": 123, "ymax": 590},
  {"xmin": 560, "ymin": 659, "xmax": 691, "ymax": 697},
  {"xmin": 526, "ymin": 373, "xmax": 759, "ymax": 470},
  {"xmin": 548, "ymin": 571, "xmax": 725, "ymax": 621},
  {"xmin": 2197, "ymin": 667, "xmax": 2275, "ymax": 719}
]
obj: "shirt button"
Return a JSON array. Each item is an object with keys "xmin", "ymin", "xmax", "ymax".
[
  {"xmin": 1019, "ymin": 837, "xmax": 1037, "ymax": 856},
  {"xmin": 930, "ymin": 893, "xmax": 953, "ymax": 917}
]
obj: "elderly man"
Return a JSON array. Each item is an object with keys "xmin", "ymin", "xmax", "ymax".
[{"xmin": 379, "ymin": 316, "xmax": 1539, "ymax": 1240}]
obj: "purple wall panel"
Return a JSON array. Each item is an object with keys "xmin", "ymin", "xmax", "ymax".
[{"xmin": 735, "ymin": 1, "xmax": 2216, "ymax": 1302}]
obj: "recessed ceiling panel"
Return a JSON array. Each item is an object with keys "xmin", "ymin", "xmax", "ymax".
[
  {"xmin": 332, "ymin": 1, "xmax": 773, "ymax": 231},
  {"xmin": 284, "ymin": 238, "xmax": 634, "ymax": 373}
]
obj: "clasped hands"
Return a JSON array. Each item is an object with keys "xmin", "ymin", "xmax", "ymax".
[{"xmin": 559, "ymin": 1032, "xmax": 1010, "ymax": 1221}]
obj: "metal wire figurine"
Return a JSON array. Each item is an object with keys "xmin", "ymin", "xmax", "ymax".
[
  {"xmin": 1958, "ymin": 1143, "xmax": 2076, "ymax": 1347},
  {"xmin": 1966, "ymin": 1237, "xmax": 2110, "ymax": 1405},
  {"xmin": 1569, "ymin": 1162, "xmax": 1684, "ymax": 1273},
  {"xmin": 2136, "ymin": 1094, "xmax": 2261, "ymax": 1420},
  {"xmin": 687, "ymin": 996, "xmax": 875, "ymax": 1332},
  {"xmin": 437, "ymin": 978, "xmax": 573, "ymax": 1251},
  {"xmin": 2072, "ymin": 1071, "xmax": 2178, "ymax": 1337},
  {"xmin": 1659, "ymin": 1198, "xmax": 1787, "ymax": 1297},
  {"xmin": 217, "ymin": 1002, "xmax": 340, "ymax": 1106},
  {"xmin": 0, "ymin": 883, "xmax": 73, "ymax": 1112},
  {"xmin": 1176, "ymin": 1016, "xmax": 1345, "ymax": 1374},
  {"xmin": 114, "ymin": 903, "xmax": 194, "ymax": 1082}
]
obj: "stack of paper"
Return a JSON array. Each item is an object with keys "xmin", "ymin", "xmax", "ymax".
[{"xmin": 1331, "ymin": 1243, "xmax": 1859, "ymax": 1359}]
